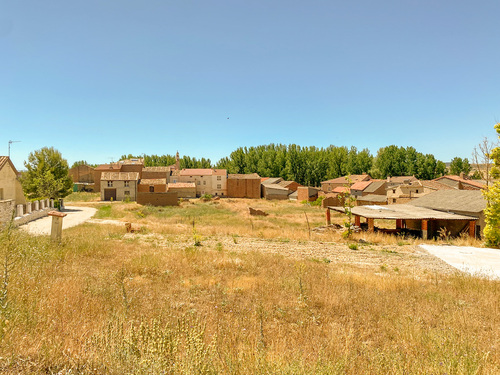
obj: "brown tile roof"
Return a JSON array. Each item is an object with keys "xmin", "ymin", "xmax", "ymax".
[
  {"xmin": 228, "ymin": 173, "xmax": 261, "ymax": 179},
  {"xmin": 142, "ymin": 166, "xmax": 172, "ymax": 172},
  {"xmin": 179, "ymin": 168, "xmax": 226, "ymax": 176},
  {"xmin": 350, "ymin": 180, "xmax": 373, "ymax": 191},
  {"xmin": 421, "ymin": 180, "xmax": 454, "ymax": 191},
  {"xmin": 140, "ymin": 178, "xmax": 167, "ymax": 185},
  {"xmin": 408, "ymin": 190, "xmax": 486, "ymax": 214},
  {"xmin": 101, "ymin": 172, "xmax": 139, "ymax": 181},
  {"xmin": 387, "ymin": 176, "xmax": 418, "ymax": 183},
  {"xmin": 321, "ymin": 174, "xmax": 371, "ymax": 184},
  {"xmin": 278, "ymin": 180, "xmax": 300, "ymax": 188},
  {"xmin": 433, "ymin": 175, "xmax": 486, "ymax": 190},
  {"xmin": 167, "ymin": 182, "xmax": 196, "ymax": 188},
  {"xmin": 364, "ymin": 180, "xmax": 387, "ymax": 193},
  {"xmin": 95, "ymin": 163, "xmax": 121, "ymax": 171},
  {"xmin": 333, "ymin": 186, "xmax": 350, "ymax": 193}
]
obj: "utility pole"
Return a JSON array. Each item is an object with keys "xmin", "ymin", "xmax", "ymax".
[{"xmin": 8, "ymin": 140, "xmax": 20, "ymax": 158}]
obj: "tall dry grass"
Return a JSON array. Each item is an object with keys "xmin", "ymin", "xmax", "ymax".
[{"xmin": 0, "ymin": 209, "xmax": 498, "ymax": 373}]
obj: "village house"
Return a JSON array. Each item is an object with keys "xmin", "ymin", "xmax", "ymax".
[
  {"xmin": 387, "ymin": 181, "xmax": 425, "ymax": 204},
  {"xmin": 320, "ymin": 174, "xmax": 371, "ymax": 194},
  {"xmin": 138, "ymin": 178, "xmax": 167, "ymax": 193},
  {"xmin": 167, "ymin": 182, "xmax": 196, "ymax": 198},
  {"xmin": 0, "ymin": 156, "xmax": 26, "ymax": 205},
  {"xmin": 432, "ymin": 175, "xmax": 486, "ymax": 190},
  {"xmin": 386, "ymin": 175, "xmax": 419, "ymax": 189},
  {"xmin": 176, "ymin": 168, "xmax": 227, "ymax": 197},
  {"xmin": 100, "ymin": 172, "xmax": 139, "ymax": 201},
  {"xmin": 68, "ymin": 164, "xmax": 95, "ymax": 191}
]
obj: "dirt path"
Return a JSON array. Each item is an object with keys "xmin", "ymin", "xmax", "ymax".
[{"xmin": 19, "ymin": 206, "xmax": 97, "ymax": 235}]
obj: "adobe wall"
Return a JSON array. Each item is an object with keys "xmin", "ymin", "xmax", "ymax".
[
  {"xmin": 137, "ymin": 192, "xmax": 178, "ymax": 206},
  {"xmin": 142, "ymin": 171, "xmax": 169, "ymax": 179},
  {"xmin": 121, "ymin": 164, "xmax": 143, "ymax": 178},
  {"xmin": 227, "ymin": 179, "xmax": 261, "ymax": 198},
  {"xmin": 297, "ymin": 187, "xmax": 318, "ymax": 202},
  {"xmin": 138, "ymin": 184, "xmax": 167, "ymax": 193}
]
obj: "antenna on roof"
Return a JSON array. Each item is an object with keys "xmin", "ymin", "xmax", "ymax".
[{"xmin": 8, "ymin": 140, "xmax": 20, "ymax": 158}]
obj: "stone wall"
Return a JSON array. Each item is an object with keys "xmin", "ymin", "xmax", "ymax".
[
  {"xmin": 137, "ymin": 192, "xmax": 178, "ymax": 206},
  {"xmin": 0, "ymin": 199, "xmax": 15, "ymax": 224}
]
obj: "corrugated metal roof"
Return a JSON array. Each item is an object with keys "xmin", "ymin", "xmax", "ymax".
[
  {"xmin": 328, "ymin": 204, "xmax": 477, "ymax": 220},
  {"xmin": 408, "ymin": 190, "xmax": 486, "ymax": 213},
  {"xmin": 101, "ymin": 172, "xmax": 139, "ymax": 181}
]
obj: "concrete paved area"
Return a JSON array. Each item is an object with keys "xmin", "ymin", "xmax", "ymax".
[
  {"xmin": 19, "ymin": 206, "xmax": 97, "ymax": 235},
  {"xmin": 420, "ymin": 244, "xmax": 500, "ymax": 279}
]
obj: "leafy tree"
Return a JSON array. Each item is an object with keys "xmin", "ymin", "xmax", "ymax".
[
  {"xmin": 71, "ymin": 160, "xmax": 97, "ymax": 168},
  {"xmin": 21, "ymin": 147, "xmax": 73, "ymax": 199},
  {"xmin": 483, "ymin": 123, "xmax": 500, "ymax": 247},
  {"xmin": 449, "ymin": 157, "xmax": 471, "ymax": 176}
]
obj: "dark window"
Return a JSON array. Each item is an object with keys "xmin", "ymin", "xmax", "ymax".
[{"xmin": 149, "ymin": 186, "xmax": 154, "ymax": 192}]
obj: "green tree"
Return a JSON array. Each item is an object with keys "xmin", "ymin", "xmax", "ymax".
[
  {"xmin": 483, "ymin": 123, "xmax": 500, "ymax": 247},
  {"xmin": 449, "ymin": 157, "xmax": 471, "ymax": 176},
  {"xmin": 21, "ymin": 147, "xmax": 73, "ymax": 199}
]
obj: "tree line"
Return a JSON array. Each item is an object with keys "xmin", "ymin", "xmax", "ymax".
[{"xmin": 119, "ymin": 144, "xmax": 470, "ymax": 187}]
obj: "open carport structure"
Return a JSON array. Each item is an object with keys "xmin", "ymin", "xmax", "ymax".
[{"xmin": 327, "ymin": 204, "xmax": 478, "ymax": 239}]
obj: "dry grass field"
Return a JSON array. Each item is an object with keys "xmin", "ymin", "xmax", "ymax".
[{"xmin": 0, "ymin": 195, "xmax": 498, "ymax": 374}]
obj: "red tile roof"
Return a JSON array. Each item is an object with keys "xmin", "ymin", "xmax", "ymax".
[{"xmin": 350, "ymin": 180, "xmax": 373, "ymax": 191}]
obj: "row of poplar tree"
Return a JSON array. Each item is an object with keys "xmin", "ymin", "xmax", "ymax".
[{"xmin": 121, "ymin": 144, "xmax": 461, "ymax": 187}]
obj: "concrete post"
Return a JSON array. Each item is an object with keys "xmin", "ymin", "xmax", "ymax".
[
  {"xmin": 326, "ymin": 208, "xmax": 331, "ymax": 225},
  {"xmin": 16, "ymin": 204, "xmax": 24, "ymax": 217},
  {"xmin": 45, "ymin": 199, "xmax": 49, "ymax": 208},
  {"xmin": 40, "ymin": 200, "xmax": 45, "ymax": 209},
  {"xmin": 48, "ymin": 211, "xmax": 67, "ymax": 242},
  {"xmin": 34, "ymin": 200, "xmax": 39, "ymax": 211},
  {"xmin": 26, "ymin": 202, "xmax": 32, "ymax": 214}
]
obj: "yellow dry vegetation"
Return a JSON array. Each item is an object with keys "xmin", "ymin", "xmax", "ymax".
[{"xmin": 0, "ymin": 196, "xmax": 497, "ymax": 374}]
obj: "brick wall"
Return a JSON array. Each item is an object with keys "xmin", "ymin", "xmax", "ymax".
[{"xmin": 137, "ymin": 192, "xmax": 178, "ymax": 206}]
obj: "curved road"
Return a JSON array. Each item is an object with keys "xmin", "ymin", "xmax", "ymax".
[{"xmin": 19, "ymin": 206, "xmax": 97, "ymax": 235}]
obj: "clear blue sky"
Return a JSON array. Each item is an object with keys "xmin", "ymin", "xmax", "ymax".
[{"xmin": 2, "ymin": 0, "xmax": 500, "ymax": 169}]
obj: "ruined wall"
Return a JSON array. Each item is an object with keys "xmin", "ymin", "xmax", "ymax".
[
  {"xmin": 137, "ymin": 192, "xmax": 178, "ymax": 206},
  {"xmin": 227, "ymin": 178, "xmax": 261, "ymax": 198}
]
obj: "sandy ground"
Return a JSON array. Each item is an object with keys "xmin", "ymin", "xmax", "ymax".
[
  {"xmin": 19, "ymin": 206, "xmax": 97, "ymax": 235},
  {"xmin": 419, "ymin": 244, "xmax": 500, "ymax": 279}
]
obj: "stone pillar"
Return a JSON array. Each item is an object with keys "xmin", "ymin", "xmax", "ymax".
[
  {"xmin": 34, "ymin": 200, "xmax": 39, "ymax": 211},
  {"xmin": 16, "ymin": 204, "xmax": 24, "ymax": 217},
  {"xmin": 26, "ymin": 202, "xmax": 32, "ymax": 214},
  {"xmin": 469, "ymin": 220, "xmax": 476, "ymax": 238},
  {"xmin": 367, "ymin": 218, "xmax": 374, "ymax": 232},
  {"xmin": 355, "ymin": 215, "xmax": 361, "ymax": 227},
  {"xmin": 326, "ymin": 208, "xmax": 331, "ymax": 225},
  {"xmin": 40, "ymin": 200, "xmax": 45, "ymax": 209},
  {"xmin": 422, "ymin": 220, "xmax": 429, "ymax": 240},
  {"xmin": 50, "ymin": 199, "xmax": 54, "ymax": 208},
  {"xmin": 48, "ymin": 211, "xmax": 68, "ymax": 242}
]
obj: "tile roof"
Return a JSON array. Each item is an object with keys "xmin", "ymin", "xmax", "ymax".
[
  {"xmin": 167, "ymin": 182, "xmax": 196, "ymax": 188},
  {"xmin": 321, "ymin": 174, "xmax": 371, "ymax": 184},
  {"xmin": 350, "ymin": 180, "xmax": 373, "ymax": 191},
  {"xmin": 95, "ymin": 163, "xmax": 121, "ymax": 171},
  {"xmin": 101, "ymin": 172, "xmax": 139, "ymax": 181},
  {"xmin": 387, "ymin": 176, "xmax": 418, "ymax": 183},
  {"xmin": 179, "ymin": 168, "xmax": 226, "ymax": 176},
  {"xmin": 421, "ymin": 180, "xmax": 454, "ymax": 191},
  {"xmin": 408, "ymin": 190, "xmax": 486, "ymax": 213},
  {"xmin": 333, "ymin": 186, "xmax": 350, "ymax": 193},
  {"xmin": 228, "ymin": 173, "xmax": 261, "ymax": 179},
  {"xmin": 433, "ymin": 175, "xmax": 486, "ymax": 189},
  {"xmin": 140, "ymin": 178, "xmax": 167, "ymax": 185},
  {"xmin": 261, "ymin": 177, "xmax": 283, "ymax": 185},
  {"xmin": 143, "ymin": 166, "xmax": 173, "ymax": 172},
  {"xmin": 363, "ymin": 180, "xmax": 387, "ymax": 193}
]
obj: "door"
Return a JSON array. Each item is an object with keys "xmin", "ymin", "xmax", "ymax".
[{"xmin": 104, "ymin": 188, "xmax": 117, "ymax": 201}]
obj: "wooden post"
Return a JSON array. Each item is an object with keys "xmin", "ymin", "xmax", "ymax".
[
  {"xmin": 355, "ymin": 215, "xmax": 361, "ymax": 227},
  {"xmin": 48, "ymin": 211, "xmax": 67, "ymax": 242},
  {"xmin": 396, "ymin": 219, "xmax": 402, "ymax": 229},
  {"xmin": 326, "ymin": 208, "xmax": 331, "ymax": 225},
  {"xmin": 367, "ymin": 218, "xmax": 374, "ymax": 232},
  {"xmin": 469, "ymin": 220, "xmax": 476, "ymax": 238},
  {"xmin": 422, "ymin": 219, "xmax": 428, "ymax": 240}
]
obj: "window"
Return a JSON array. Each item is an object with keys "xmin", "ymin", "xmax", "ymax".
[
  {"xmin": 393, "ymin": 199, "xmax": 396, "ymax": 203},
  {"xmin": 149, "ymin": 186, "xmax": 154, "ymax": 192},
  {"xmin": 203, "ymin": 181, "xmax": 206, "ymax": 185},
  {"xmin": 217, "ymin": 184, "xmax": 221, "ymax": 189},
  {"xmin": 124, "ymin": 181, "xmax": 130, "ymax": 187},
  {"xmin": 415, "ymin": 189, "xmax": 419, "ymax": 193},
  {"xmin": 392, "ymin": 189, "xmax": 396, "ymax": 193},
  {"xmin": 108, "ymin": 181, "xmax": 113, "ymax": 187},
  {"xmin": 124, "ymin": 191, "xmax": 130, "ymax": 195},
  {"xmin": 217, "ymin": 176, "xmax": 221, "ymax": 180},
  {"xmin": 197, "ymin": 181, "xmax": 201, "ymax": 185}
]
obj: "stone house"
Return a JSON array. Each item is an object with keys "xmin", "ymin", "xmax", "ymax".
[
  {"xmin": 176, "ymin": 169, "xmax": 227, "ymax": 197},
  {"xmin": 138, "ymin": 178, "xmax": 167, "ymax": 193},
  {"xmin": 100, "ymin": 172, "xmax": 139, "ymax": 201},
  {"xmin": 0, "ymin": 156, "xmax": 26, "ymax": 205},
  {"xmin": 386, "ymin": 176, "xmax": 419, "ymax": 189},
  {"xmin": 387, "ymin": 181, "xmax": 425, "ymax": 204},
  {"xmin": 167, "ymin": 183, "xmax": 196, "ymax": 198},
  {"xmin": 321, "ymin": 174, "xmax": 371, "ymax": 193},
  {"xmin": 69, "ymin": 164, "xmax": 95, "ymax": 184},
  {"xmin": 432, "ymin": 175, "xmax": 486, "ymax": 190}
]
